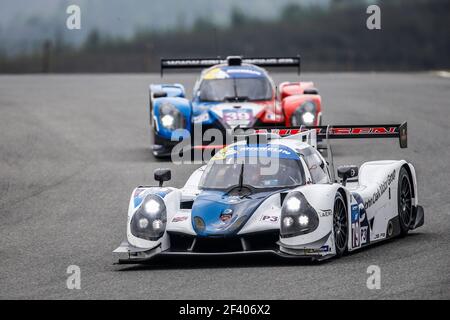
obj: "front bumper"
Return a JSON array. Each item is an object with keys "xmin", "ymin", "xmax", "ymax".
[{"xmin": 113, "ymin": 239, "xmax": 333, "ymax": 264}]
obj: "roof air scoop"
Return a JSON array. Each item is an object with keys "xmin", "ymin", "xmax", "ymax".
[{"xmin": 227, "ymin": 56, "xmax": 242, "ymax": 66}]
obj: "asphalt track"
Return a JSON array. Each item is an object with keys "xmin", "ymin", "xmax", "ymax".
[{"xmin": 0, "ymin": 72, "xmax": 449, "ymax": 299}]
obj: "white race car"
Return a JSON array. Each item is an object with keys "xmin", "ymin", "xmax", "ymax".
[{"xmin": 114, "ymin": 123, "xmax": 424, "ymax": 263}]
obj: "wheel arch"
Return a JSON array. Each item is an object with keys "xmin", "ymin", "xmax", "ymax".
[
  {"xmin": 401, "ymin": 163, "xmax": 418, "ymax": 207},
  {"xmin": 337, "ymin": 187, "xmax": 350, "ymax": 216}
]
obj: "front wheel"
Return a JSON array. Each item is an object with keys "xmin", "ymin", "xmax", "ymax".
[{"xmin": 333, "ymin": 192, "xmax": 348, "ymax": 257}]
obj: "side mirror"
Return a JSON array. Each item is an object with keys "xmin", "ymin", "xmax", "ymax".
[
  {"xmin": 153, "ymin": 91, "xmax": 167, "ymax": 98},
  {"xmin": 154, "ymin": 168, "xmax": 171, "ymax": 187},
  {"xmin": 303, "ymin": 88, "xmax": 319, "ymax": 95},
  {"xmin": 337, "ymin": 165, "xmax": 358, "ymax": 186}
]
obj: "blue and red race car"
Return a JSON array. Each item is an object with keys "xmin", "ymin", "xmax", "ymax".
[{"xmin": 149, "ymin": 56, "xmax": 323, "ymax": 158}]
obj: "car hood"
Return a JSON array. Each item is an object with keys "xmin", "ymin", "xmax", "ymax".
[{"xmin": 191, "ymin": 189, "xmax": 275, "ymax": 236}]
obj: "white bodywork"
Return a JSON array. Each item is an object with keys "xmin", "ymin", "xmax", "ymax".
[{"xmin": 114, "ymin": 130, "xmax": 421, "ymax": 262}]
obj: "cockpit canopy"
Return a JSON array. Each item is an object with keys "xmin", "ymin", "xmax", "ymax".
[
  {"xmin": 198, "ymin": 144, "xmax": 306, "ymax": 190},
  {"xmin": 195, "ymin": 65, "xmax": 274, "ymax": 102}
]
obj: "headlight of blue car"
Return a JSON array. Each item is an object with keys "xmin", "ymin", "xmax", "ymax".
[
  {"xmin": 130, "ymin": 194, "xmax": 167, "ymax": 240},
  {"xmin": 159, "ymin": 102, "xmax": 185, "ymax": 130},
  {"xmin": 280, "ymin": 191, "xmax": 319, "ymax": 238}
]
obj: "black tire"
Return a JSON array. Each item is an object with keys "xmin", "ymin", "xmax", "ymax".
[
  {"xmin": 150, "ymin": 129, "xmax": 168, "ymax": 160},
  {"xmin": 149, "ymin": 97, "xmax": 156, "ymax": 146},
  {"xmin": 398, "ymin": 167, "xmax": 413, "ymax": 236},
  {"xmin": 149, "ymin": 93, "xmax": 155, "ymax": 128},
  {"xmin": 333, "ymin": 192, "xmax": 348, "ymax": 257}
]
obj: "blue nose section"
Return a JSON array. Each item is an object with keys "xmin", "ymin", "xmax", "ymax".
[{"xmin": 191, "ymin": 190, "xmax": 268, "ymax": 237}]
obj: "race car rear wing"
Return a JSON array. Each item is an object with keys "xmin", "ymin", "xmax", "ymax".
[
  {"xmin": 160, "ymin": 55, "xmax": 301, "ymax": 76},
  {"xmin": 249, "ymin": 122, "xmax": 408, "ymax": 149},
  {"xmin": 233, "ymin": 122, "xmax": 407, "ymax": 182}
]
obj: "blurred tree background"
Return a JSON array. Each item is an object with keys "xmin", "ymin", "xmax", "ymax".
[{"xmin": 0, "ymin": 0, "xmax": 449, "ymax": 73}]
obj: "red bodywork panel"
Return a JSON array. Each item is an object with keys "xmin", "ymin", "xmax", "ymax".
[
  {"xmin": 253, "ymin": 100, "xmax": 285, "ymax": 124},
  {"xmin": 230, "ymin": 81, "xmax": 322, "ymax": 127},
  {"xmin": 279, "ymin": 82, "xmax": 322, "ymax": 127},
  {"xmin": 279, "ymin": 81, "xmax": 314, "ymax": 100}
]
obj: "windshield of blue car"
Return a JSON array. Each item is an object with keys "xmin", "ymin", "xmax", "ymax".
[
  {"xmin": 198, "ymin": 78, "xmax": 272, "ymax": 102},
  {"xmin": 198, "ymin": 157, "xmax": 305, "ymax": 190}
]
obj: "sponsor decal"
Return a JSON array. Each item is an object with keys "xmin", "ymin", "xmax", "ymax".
[
  {"xmin": 351, "ymin": 204, "xmax": 361, "ymax": 248},
  {"xmin": 359, "ymin": 203, "xmax": 366, "ymax": 221},
  {"xmin": 352, "ymin": 192, "xmax": 371, "ymax": 246},
  {"xmin": 243, "ymin": 57, "xmax": 299, "ymax": 66},
  {"xmin": 211, "ymin": 146, "xmax": 233, "ymax": 161},
  {"xmin": 172, "ymin": 216, "xmax": 188, "ymax": 223},
  {"xmin": 212, "ymin": 144, "xmax": 299, "ymax": 161},
  {"xmin": 223, "ymin": 108, "xmax": 254, "ymax": 126},
  {"xmin": 318, "ymin": 209, "xmax": 332, "ymax": 217},
  {"xmin": 204, "ymin": 67, "xmax": 229, "ymax": 80},
  {"xmin": 235, "ymin": 145, "xmax": 294, "ymax": 157},
  {"xmin": 211, "ymin": 214, "xmax": 239, "ymax": 229},
  {"xmin": 255, "ymin": 126, "xmax": 398, "ymax": 136},
  {"xmin": 192, "ymin": 112, "xmax": 210, "ymax": 123},
  {"xmin": 364, "ymin": 170, "xmax": 396, "ymax": 209},
  {"xmin": 226, "ymin": 68, "xmax": 262, "ymax": 76},
  {"xmin": 163, "ymin": 59, "xmax": 222, "ymax": 67},
  {"xmin": 220, "ymin": 209, "xmax": 233, "ymax": 222},
  {"xmin": 361, "ymin": 226, "xmax": 369, "ymax": 245},
  {"xmin": 238, "ymin": 146, "xmax": 288, "ymax": 154},
  {"xmin": 373, "ymin": 232, "xmax": 386, "ymax": 240},
  {"xmin": 261, "ymin": 215, "xmax": 278, "ymax": 222}
]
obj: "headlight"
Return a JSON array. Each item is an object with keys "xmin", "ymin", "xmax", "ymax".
[
  {"xmin": 131, "ymin": 194, "xmax": 167, "ymax": 240},
  {"xmin": 285, "ymin": 196, "xmax": 301, "ymax": 212},
  {"xmin": 193, "ymin": 216, "xmax": 206, "ymax": 232},
  {"xmin": 298, "ymin": 215, "xmax": 309, "ymax": 226},
  {"xmin": 144, "ymin": 198, "xmax": 161, "ymax": 215},
  {"xmin": 159, "ymin": 102, "xmax": 184, "ymax": 130},
  {"xmin": 152, "ymin": 219, "xmax": 164, "ymax": 230},
  {"xmin": 281, "ymin": 192, "xmax": 319, "ymax": 238},
  {"xmin": 161, "ymin": 114, "xmax": 175, "ymax": 128},
  {"xmin": 283, "ymin": 216, "xmax": 294, "ymax": 227},
  {"xmin": 291, "ymin": 101, "xmax": 316, "ymax": 126},
  {"xmin": 302, "ymin": 112, "xmax": 315, "ymax": 125},
  {"xmin": 138, "ymin": 218, "xmax": 149, "ymax": 229}
]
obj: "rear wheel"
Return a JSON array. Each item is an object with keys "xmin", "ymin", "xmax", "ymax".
[
  {"xmin": 398, "ymin": 167, "xmax": 413, "ymax": 236},
  {"xmin": 333, "ymin": 192, "xmax": 348, "ymax": 257}
]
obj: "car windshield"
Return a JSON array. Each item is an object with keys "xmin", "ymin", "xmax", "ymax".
[
  {"xmin": 199, "ymin": 157, "xmax": 305, "ymax": 190},
  {"xmin": 199, "ymin": 78, "xmax": 272, "ymax": 102}
]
